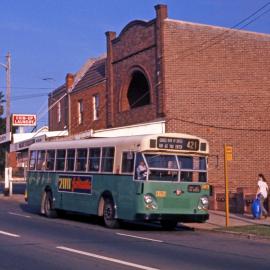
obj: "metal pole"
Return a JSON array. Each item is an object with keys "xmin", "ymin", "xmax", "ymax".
[
  {"xmin": 224, "ymin": 144, "xmax": 230, "ymax": 227},
  {"xmin": 4, "ymin": 52, "xmax": 11, "ymax": 196},
  {"xmin": 6, "ymin": 52, "xmax": 11, "ymax": 135}
]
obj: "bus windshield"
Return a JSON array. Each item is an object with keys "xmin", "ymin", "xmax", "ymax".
[{"xmin": 142, "ymin": 154, "xmax": 207, "ymax": 182}]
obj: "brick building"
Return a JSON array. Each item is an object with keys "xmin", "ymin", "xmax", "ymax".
[{"xmin": 49, "ymin": 5, "xmax": 270, "ymax": 212}]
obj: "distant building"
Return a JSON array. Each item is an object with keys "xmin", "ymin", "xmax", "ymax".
[{"xmin": 48, "ymin": 5, "xmax": 270, "ymax": 212}]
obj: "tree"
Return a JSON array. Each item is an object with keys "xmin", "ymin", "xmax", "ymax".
[{"xmin": 0, "ymin": 91, "xmax": 6, "ymax": 178}]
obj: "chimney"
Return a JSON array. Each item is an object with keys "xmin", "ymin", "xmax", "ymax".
[
  {"xmin": 105, "ymin": 31, "xmax": 116, "ymax": 128},
  {"xmin": 155, "ymin": 4, "xmax": 168, "ymax": 21},
  {"xmin": 66, "ymin": 73, "xmax": 74, "ymax": 92}
]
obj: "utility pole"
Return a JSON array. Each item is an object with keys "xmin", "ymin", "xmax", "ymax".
[
  {"xmin": 6, "ymin": 52, "xmax": 11, "ymax": 137},
  {"xmin": 0, "ymin": 52, "xmax": 11, "ymax": 196}
]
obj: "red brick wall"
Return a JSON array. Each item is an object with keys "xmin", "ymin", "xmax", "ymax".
[
  {"xmin": 69, "ymin": 82, "xmax": 106, "ymax": 135},
  {"xmin": 110, "ymin": 21, "xmax": 159, "ymax": 127},
  {"xmin": 163, "ymin": 20, "xmax": 270, "ymax": 192},
  {"xmin": 48, "ymin": 89, "xmax": 68, "ymax": 131}
]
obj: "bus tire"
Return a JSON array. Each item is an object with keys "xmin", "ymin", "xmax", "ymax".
[
  {"xmin": 103, "ymin": 198, "xmax": 119, "ymax": 229},
  {"xmin": 43, "ymin": 191, "xmax": 58, "ymax": 218},
  {"xmin": 160, "ymin": 220, "xmax": 177, "ymax": 230}
]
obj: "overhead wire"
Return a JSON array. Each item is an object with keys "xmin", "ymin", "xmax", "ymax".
[{"xmin": 13, "ymin": 2, "xmax": 270, "ymax": 132}]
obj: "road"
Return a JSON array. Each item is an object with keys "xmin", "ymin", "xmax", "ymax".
[{"xmin": 0, "ymin": 196, "xmax": 269, "ymax": 270}]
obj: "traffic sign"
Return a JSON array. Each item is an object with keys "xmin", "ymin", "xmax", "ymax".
[
  {"xmin": 225, "ymin": 145, "xmax": 233, "ymax": 161},
  {"xmin": 12, "ymin": 114, "xmax": 37, "ymax": 127}
]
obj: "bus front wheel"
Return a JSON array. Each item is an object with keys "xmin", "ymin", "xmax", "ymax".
[
  {"xmin": 43, "ymin": 191, "xmax": 58, "ymax": 218},
  {"xmin": 103, "ymin": 198, "xmax": 119, "ymax": 229}
]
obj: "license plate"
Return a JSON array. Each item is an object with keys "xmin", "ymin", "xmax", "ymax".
[
  {"xmin": 156, "ymin": 191, "xmax": 167, "ymax": 198},
  {"xmin": 188, "ymin": 185, "xmax": 201, "ymax": 193}
]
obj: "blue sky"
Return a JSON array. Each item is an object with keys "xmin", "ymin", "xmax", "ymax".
[{"xmin": 0, "ymin": 0, "xmax": 269, "ymax": 129}]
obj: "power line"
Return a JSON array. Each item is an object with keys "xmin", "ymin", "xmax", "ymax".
[
  {"xmin": 167, "ymin": 117, "xmax": 270, "ymax": 132},
  {"xmin": 180, "ymin": 2, "xmax": 270, "ymax": 60},
  {"xmin": 11, "ymin": 92, "xmax": 49, "ymax": 101},
  {"xmin": 0, "ymin": 86, "xmax": 53, "ymax": 90}
]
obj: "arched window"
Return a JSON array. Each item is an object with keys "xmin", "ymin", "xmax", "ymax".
[{"xmin": 127, "ymin": 71, "xmax": 150, "ymax": 108}]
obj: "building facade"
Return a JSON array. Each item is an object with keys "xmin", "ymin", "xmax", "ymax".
[{"xmin": 49, "ymin": 5, "xmax": 270, "ymax": 212}]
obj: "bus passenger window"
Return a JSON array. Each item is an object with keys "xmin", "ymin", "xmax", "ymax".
[
  {"xmin": 66, "ymin": 149, "xmax": 75, "ymax": 171},
  {"xmin": 46, "ymin": 150, "xmax": 55, "ymax": 170},
  {"xmin": 56, "ymin": 149, "xmax": 66, "ymax": 171},
  {"xmin": 101, "ymin": 147, "xmax": 114, "ymax": 172},
  {"xmin": 121, "ymin": 152, "xmax": 134, "ymax": 174},
  {"xmin": 29, "ymin": 151, "xmax": 37, "ymax": 170},
  {"xmin": 88, "ymin": 148, "xmax": 100, "ymax": 172},
  {"xmin": 36, "ymin": 150, "xmax": 46, "ymax": 170},
  {"xmin": 76, "ymin": 148, "xmax": 87, "ymax": 171}
]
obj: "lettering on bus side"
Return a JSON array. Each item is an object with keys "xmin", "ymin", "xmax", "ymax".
[{"xmin": 58, "ymin": 175, "xmax": 92, "ymax": 194}]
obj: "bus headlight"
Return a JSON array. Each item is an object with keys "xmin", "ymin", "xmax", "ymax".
[
  {"xmin": 144, "ymin": 194, "xmax": 157, "ymax": 209},
  {"xmin": 199, "ymin": 196, "xmax": 209, "ymax": 210}
]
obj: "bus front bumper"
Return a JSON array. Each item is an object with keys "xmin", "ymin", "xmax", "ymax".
[{"xmin": 135, "ymin": 213, "xmax": 209, "ymax": 223}]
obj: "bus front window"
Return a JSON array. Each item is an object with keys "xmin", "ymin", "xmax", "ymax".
[
  {"xmin": 144, "ymin": 154, "xmax": 179, "ymax": 181},
  {"xmin": 178, "ymin": 156, "xmax": 207, "ymax": 182}
]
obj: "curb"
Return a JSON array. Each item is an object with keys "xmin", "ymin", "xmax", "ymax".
[{"xmin": 191, "ymin": 225, "xmax": 270, "ymax": 242}]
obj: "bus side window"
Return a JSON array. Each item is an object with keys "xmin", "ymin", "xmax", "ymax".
[
  {"xmin": 101, "ymin": 147, "xmax": 114, "ymax": 172},
  {"xmin": 88, "ymin": 148, "xmax": 100, "ymax": 172},
  {"xmin": 121, "ymin": 152, "xmax": 134, "ymax": 174},
  {"xmin": 66, "ymin": 149, "xmax": 75, "ymax": 171},
  {"xmin": 46, "ymin": 150, "xmax": 55, "ymax": 170},
  {"xmin": 134, "ymin": 153, "xmax": 146, "ymax": 180},
  {"xmin": 29, "ymin": 151, "xmax": 37, "ymax": 170},
  {"xmin": 76, "ymin": 148, "xmax": 87, "ymax": 171},
  {"xmin": 56, "ymin": 149, "xmax": 66, "ymax": 171},
  {"xmin": 36, "ymin": 150, "xmax": 46, "ymax": 170}
]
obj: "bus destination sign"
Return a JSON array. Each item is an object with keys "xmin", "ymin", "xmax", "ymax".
[{"xmin": 157, "ymin": 137, "xmax": 199, "ymax": 151}]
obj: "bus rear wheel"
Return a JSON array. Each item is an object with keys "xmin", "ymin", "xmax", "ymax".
[
  {"xmin": 103, "ymin": 198, "xmax": 119, "ymax": 229},
  {"xmin": 160, "ymin": 220, "xmax": 178, "ymax": 230},
  {"xmin": 43, "ymin": 191, "xmax": 58, "ymax": 218}
]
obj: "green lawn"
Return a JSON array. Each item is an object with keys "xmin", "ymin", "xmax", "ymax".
[{"xmin": 217, "ymin": 225, "xmax": 270, "ymax": 238}]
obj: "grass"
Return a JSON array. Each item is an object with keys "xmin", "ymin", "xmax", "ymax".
[{"xmin": 217, "ymin": 224, "xmax": 270, "ymax": 238}]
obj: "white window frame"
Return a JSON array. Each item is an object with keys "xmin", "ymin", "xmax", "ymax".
[
  {"xmin": 78, "ymin": 100, "xmax": 83, "ymax": 125},
  {"xmin": 57, "ymin": 102, "xmax": 61, "ymax": 123},
  {"xmin": 92, "ymin": 94, "xmax": 99, "ymax": 121}
]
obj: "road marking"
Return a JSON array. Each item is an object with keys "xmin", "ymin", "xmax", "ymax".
[
  {"xmin": 0, "ymin": 230, "xmax": 20, "ymax": 238},
  {"xmin": 56, "ymin": 246, "xmax": 160, "ymax": 270},
  {"xmin": 8, "ymin": 212, "xmax": 31, "ymax": 218},
  {"xmin": 116, "ymin": 233, "xmax": 163, "ymax": 243}
]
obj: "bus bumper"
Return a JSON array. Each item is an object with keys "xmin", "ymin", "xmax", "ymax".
[{"xmin": 135, "ymin": 213, "xmax": 209, "ymax": 223}]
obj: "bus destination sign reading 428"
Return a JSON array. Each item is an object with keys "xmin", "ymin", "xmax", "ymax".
[{"xmin": 157, "ymin": 137, "xmax": 199, "ymax": 151}]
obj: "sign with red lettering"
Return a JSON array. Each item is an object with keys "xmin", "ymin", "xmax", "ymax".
[
  {"xmin": 58, "ymin": 175, "xmax": 92, "ymax": 194},
  {"xmin": 12, "ymin": 114, "xmax": 37, "ymax": 127}
]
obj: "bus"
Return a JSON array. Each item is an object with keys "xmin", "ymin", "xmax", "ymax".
[{"xmin": 27, "ymin": 133, "xmax": 210, "ymax": 229}]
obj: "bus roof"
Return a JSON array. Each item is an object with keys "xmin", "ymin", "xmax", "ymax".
[{"xmin": 28, "ymin": 133, "xmax": 209, "ymax": 154}]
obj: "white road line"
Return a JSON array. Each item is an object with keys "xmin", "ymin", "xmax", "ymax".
[
  {"xmin": 8, "ymin": 212, "xmax": 31, "ymax": 218},
  {"xmin": 56, "ymin": 246, "xmax": 160, "ymax": 270},
  {"xmin": 0, "ymin": 230, "xmax": 20, "ymax": 238},
  {"xmin": 116, "ymin": 233, "xmax": 163, "ymax": 243}
]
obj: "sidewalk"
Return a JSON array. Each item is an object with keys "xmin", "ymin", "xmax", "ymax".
[{"xmin": 183, "ymin": 210, "xmax": 270, "ymax": 230}]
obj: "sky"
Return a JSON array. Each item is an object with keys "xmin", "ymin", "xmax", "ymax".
[{"xmin": 0, "ymin": 0, "xmax": 269, "ymax": 130}]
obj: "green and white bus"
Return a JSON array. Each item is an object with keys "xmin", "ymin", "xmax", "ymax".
[{"xmin": 27, "ymin": 133, "xmax": 210, "ymax": 229}]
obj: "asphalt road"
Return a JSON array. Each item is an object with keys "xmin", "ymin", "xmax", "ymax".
[{"xmin": 0, "ymin": 196, "xmax": 270, "ymax": 270}]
